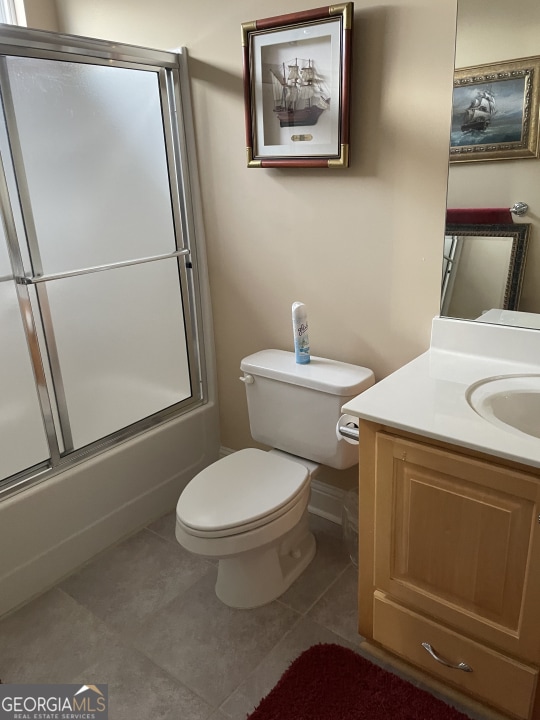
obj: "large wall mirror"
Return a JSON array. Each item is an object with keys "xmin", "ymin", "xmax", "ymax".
[{"xmin": 442, "ymin": 0, "xmax": 540, "ymax": 328}]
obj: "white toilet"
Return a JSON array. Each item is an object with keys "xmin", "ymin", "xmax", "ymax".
[{"xmin": 175, "ymin": 349, "xmax": 374, "ymax": 608}]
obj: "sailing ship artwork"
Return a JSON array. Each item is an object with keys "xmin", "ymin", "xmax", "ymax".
[
  {"xmin": 460, "ymin": 89, "xmax": 496, "ymax": 133},
  {"xmin": 450, "ymin": 76, "xmax": 527, "ymax": 150},
  {"xmin": 244, "ymin": 7, "xmax": 352, "ymax": 166},
  {"xmin": 269, "ymin": 58, "xmax": 331, "ymax": 128}
]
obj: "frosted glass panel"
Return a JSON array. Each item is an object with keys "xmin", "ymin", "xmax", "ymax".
[
  {"xmin": 0, "ymin": 106, "xmax": 31, "ymax": 272},
  {"xmin": 45, "ymin": 259, "xmax": 192, "ymax": 450},
  {"xmin": 0, "ymin": 229, "xmax": 49, "ymax": 480},
  {"xmin": 6, "ymin": 57, "xmax": 177, "ymax": 273}
]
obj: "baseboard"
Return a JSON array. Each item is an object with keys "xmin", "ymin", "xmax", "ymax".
[
  {"xmin": 308, "ymin": 478, "xmax": 344, "ymax": 525},
  {"xmin": 219, "ymin": 446, "xmax": 344, "ymax": 525}
]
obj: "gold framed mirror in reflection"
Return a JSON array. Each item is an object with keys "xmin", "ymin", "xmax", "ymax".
[
  {"xmin": 441, "ymin": 223, "xmax": 530, "ymax": 321},
  {"xmin": 444, "ymin": 0, "xmax": 540, "ymax": 329}
]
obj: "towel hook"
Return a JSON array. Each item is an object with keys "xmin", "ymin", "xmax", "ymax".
[{"xmin": 510, "ymin": 202, "xmax": 529, "ymax": 217}]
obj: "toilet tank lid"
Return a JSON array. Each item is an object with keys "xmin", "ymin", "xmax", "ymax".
[{"xmin": 240, "ymin": 350, "xmax": 374, "ymax": 396}]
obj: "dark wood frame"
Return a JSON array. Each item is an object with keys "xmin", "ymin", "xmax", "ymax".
[
  {"xmin": 241, "ymin": 4, "xmax": 353, "ymax": 168},
  {"xmin": 444, "ymin": 223, "xmax": 530, "ymax": 311}
]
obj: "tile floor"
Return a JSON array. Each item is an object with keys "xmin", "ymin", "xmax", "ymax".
[{"xmin": 0, "ymin": 511, "xmax": 499, "ymax": 719}]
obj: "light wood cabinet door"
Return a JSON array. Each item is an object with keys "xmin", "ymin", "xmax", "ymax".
[{"xmin": 374, "ymin": 433, "xmax": 540, "ymax": 662}]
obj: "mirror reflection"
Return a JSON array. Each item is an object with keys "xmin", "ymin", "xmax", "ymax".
[
  {"xmin": 442, "ymin": 0, "xmax": 540, "ymax": 328},
  {"xmin": 441, "ymin": 223, "xmax": 530, "ymax": 320}
]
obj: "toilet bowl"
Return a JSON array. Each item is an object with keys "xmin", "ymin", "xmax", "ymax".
[
  {"xmin": 176, "ymin": 448, "xmax": 317, "ymax": 608},
  {"xmin": 176, "ymin": 350, "xmax": 375, "ymax": 608}
]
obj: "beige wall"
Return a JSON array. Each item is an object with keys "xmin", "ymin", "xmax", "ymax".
[
  {"xmin": 23, "ymin": 0, "xmax": 59, "ymax": 31},
  {"xmin": 447, "ymin": 236, "xmax": 514, "ymax": 319},
  {"xmin": 448, "ymin": 0, "xmax": 540, "ymax": 314},
  {"xmin": 32, "ymin": 0, "xmax": 456, "ymax": 471}
]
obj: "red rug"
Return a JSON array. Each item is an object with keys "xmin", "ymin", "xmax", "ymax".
[{"xmin": 247, "ymin": 643, "xmax": 470, "ymax": 719}]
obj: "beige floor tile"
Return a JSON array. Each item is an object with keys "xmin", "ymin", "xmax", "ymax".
[
  {"xmin": 72, "ymin": 639, "xmax": 213, "ymax": 720},
  {"xmin": 60, "ymin": 528, "xmax": 211, "ymax": 634},
  {"xmin": 0, "ymin": 589, "xmax": 119, "ymax": 683},
  {"xmin": 146, "ymin": 509, "xmax": 177, "ymax": 544},
  {"xmin": 307, "ymin": 563, "xmax": 362, "ymax": 645},
  {"xmin": 132, "ymin": 569, "xmax": 301, "ymax": 706},
  {"xmin": 208, "ymin": 711, "xmax": 231, "ymax": 720}
]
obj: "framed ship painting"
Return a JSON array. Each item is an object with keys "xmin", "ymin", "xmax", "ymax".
[
  {"xmin": 241, "ymin": 4, "xmax": 353, "ymax": 168},
  {"xmin": 450, "ymin": 56, "xmax": 540, "ymax": 163}
]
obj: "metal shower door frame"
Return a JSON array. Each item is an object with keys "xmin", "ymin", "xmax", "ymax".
[{"xmin": 0, "ymin": 25, "xmax": 207, "ymax": 498}]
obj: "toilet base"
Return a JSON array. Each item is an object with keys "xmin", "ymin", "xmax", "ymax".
[{"xmin": 214, "ymin": 511, "xmax": 316, "ymax": 609}]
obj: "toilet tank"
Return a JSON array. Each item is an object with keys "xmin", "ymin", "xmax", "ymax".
[{"xmin": 240, "ymin": 350, "xmax": 374, "ymax": 469}]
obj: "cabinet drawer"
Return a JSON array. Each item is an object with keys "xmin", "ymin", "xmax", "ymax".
[{"xmin": 373, "ymin": 592, "xmax": 538, "ymax": 719}]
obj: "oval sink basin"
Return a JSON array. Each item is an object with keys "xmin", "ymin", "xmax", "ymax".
[{"xmin": 466, "ymin": 375, "xmax": 540, "ymax": 440}]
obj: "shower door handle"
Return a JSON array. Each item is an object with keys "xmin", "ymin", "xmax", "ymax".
[{"xmin": 18, "ymin": 248, "xmax": 190, "ymax": 284}]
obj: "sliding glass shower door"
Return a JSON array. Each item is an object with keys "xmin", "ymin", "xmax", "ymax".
[
  {"xmin": 0, "ymin": 211, "xmax": 50, "ymax": 478},
  {"xmin": 0, "ymin": 31, "xmax": 203, "ymax": 491}
]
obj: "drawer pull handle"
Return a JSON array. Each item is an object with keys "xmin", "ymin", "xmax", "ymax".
[{"xmin": 421, "ymin": 642, "xmax": 473, "ymax": 673}]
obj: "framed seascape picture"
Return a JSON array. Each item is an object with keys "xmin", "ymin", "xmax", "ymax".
[
  {"xmin": 241, "ymin": 3, "xmax": 353, "ymax": 168},
  {"xmin": 450, "ymin": 56, "xmax": 540, "ymax": 163}
]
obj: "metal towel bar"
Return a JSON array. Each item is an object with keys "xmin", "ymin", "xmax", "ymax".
[{"xmin": 18, "ymin": 248, "xmax": 190, "ymax": 284}]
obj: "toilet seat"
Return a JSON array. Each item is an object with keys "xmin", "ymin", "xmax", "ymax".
[{"xmin": 177, "ymin": 448, "xmax": 310, "ymax": 538}]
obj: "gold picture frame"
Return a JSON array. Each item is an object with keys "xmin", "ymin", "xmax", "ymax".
[{"xmin": 450, "ymin": 56, "xmax": 540, "ymax": 163}]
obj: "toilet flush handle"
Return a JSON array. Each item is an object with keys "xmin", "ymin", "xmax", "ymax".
[{"xmin": 239, "ymin": 374, "xmax": 254, "ymax": 384}]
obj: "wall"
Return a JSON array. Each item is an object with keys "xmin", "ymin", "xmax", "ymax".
[
  {"xmin": 44, "ymin": 0, "xmax": 456, "ymax": 486},
  {"xmin": 448, "ymin": 0, "xmax": 540, "ymax": 314},
  {"xmin": 23, "ymin": 0, "xmax": 59, "ymax": 31},
  {"xmin": 447, "ymin": 236, "xmax": 514, "ymax": 319}
]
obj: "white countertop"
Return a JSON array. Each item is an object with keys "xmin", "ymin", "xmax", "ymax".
[{"xmin": 342, "ymin": 317, "xmax": 540, "ymax": 470}]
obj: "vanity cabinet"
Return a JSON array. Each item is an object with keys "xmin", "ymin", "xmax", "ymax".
[{"xmin": 358, "ymin": 421, "xmax": 540, "ymax": 720}]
